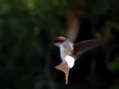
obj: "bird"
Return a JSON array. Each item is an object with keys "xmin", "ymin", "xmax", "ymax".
[
  {"xmin": 53, "ymin": 36, "xmax": 102, "ymax": 84},
  {"xmin": 52, "ymin": 11, "xmax": 102, "ymax": 84}
]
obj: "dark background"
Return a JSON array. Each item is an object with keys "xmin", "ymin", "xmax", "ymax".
[{"xmin": 0, "ymin": 0, "xmax": 119, "ymax": 89}]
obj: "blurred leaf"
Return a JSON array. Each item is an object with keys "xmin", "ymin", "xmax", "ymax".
[
  {"xmin": 111, "ymin": 84, "xmax": 119, "ymax": 89},
  {"xmin": 111, "ymin": 56, "xmax": 119, "ymax": 72}
]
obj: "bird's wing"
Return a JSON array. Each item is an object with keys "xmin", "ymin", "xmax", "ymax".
[
  {"xmin": 65, "ymin": 10, "xmax": 79, "ymax": 42},
  {"xmin": 73, "ymin": 40, "xmax": 103, "ymax": 59}
]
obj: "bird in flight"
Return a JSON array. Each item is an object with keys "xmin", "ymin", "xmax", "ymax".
[{"xmin": 52, "ymin": 11, "xmax": 102, "ymax": 84}]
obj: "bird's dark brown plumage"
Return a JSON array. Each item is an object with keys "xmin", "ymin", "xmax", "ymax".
[{"xmin": 73, "ymin": 40, "xmax": 102, "ymax": 58}]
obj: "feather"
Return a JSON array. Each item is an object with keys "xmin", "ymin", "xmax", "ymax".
[
  {"xmin": 65, "ymin": 10, "xmax": 79, "ymax": 42},
  {"xmin": 73, "ymin": 40, "xmax": 102, "ymax": 59},
  {"xmin": 54, "ymin": 61, "xmax": 70, "ymax": 84}
]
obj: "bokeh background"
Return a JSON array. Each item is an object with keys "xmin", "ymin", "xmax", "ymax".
[{"xmin": 0, "ymin": 0, "xmax": 119, "ymax": 89}]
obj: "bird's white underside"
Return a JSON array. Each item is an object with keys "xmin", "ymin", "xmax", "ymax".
[
  {"xmin": 64, "ymin": 56, "xmax": 75, "ymax": 68},
  {"xmin": 58, "ymin": 40, "xmax": 75, "ymax": 68}
]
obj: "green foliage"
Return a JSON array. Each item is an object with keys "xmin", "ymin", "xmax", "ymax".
[
  {"xmin": 111, "ymin": 84, "xmax": 119, "ymax": 89},
  {"xmin": 111, "ymin": 56, "xmax": 119, "ymax": 72}
]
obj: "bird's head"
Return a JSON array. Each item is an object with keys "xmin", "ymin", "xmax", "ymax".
[{"xmin": 53, "ymin": 36, "xmax": 66, "ymax": 47}]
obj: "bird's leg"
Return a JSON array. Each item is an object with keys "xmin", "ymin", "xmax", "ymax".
[{"xmin": 55, "ymin": 61, "xmax": 70, "ymax": 84}]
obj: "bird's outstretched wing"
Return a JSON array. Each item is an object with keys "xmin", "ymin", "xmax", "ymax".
[
  {"xmin": 65, "ymin": 10, "xmax": 79, "ymax": 42},
  {"xmin": 73, "ymin": 40, "xmax": 103, "ymax": 59}
]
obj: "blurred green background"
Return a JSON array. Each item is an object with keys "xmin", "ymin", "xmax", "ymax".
[{"xmin": 0, "ymin": 0, "xmax": 119, "ymax": 89}]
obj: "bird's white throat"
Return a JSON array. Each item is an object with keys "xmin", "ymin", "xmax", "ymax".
[
  {"xmin": 59, "ymin": 40, "xmax": 73, "ymax": 59},
  {"xmin": 64, "ymin": 56, "xmax": 75, "ymax": 68}
]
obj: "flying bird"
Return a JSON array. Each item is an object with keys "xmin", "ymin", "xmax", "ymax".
[{"xmin": 52, "ymin": 11, "xmax": 102, "ymax": 84}]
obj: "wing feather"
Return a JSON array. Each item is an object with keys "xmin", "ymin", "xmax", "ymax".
[
  {"xmin": 65, "ymin": 10, "xmax": 79, "ymax": 42},
  {"xmin": 73, "ymin": 40, "xmax": 103, "ymax": 59}
]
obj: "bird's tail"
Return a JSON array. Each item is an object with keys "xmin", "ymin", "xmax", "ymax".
[{"xmin": 54, "ymin": 61, "xmax": 70, "ymax": 85}]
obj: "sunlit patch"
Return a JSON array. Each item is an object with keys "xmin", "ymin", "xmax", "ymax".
[{"xmin": 64, "ymin": 56, "xmax": 75, "ymax": 68}]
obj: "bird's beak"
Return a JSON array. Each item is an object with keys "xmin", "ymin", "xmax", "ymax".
[{"xmin": 54, "ymin": 43, "xmax": 60, "ymax": 47}]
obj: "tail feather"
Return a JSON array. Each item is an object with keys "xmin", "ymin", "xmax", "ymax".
[{"xmin": 55, "ymin": 61, "xmax": 70, "ymax": 84}]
